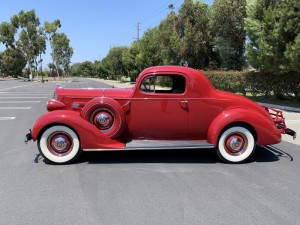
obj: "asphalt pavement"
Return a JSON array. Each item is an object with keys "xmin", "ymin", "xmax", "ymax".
[{"xmin": 0, "ymin": 78, "xmax": 299, "ymax": 225}]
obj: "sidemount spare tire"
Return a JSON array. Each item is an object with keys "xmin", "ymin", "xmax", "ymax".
[{"xmin": 80, "ymin": 97, "xmax": 126, "ymax": 139}]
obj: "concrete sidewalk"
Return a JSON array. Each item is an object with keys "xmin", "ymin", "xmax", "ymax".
[{"xmin": 97, "ymin": 78, "xmax": 134, "ymax": 89}]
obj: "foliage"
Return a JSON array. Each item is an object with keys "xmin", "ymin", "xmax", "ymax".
[
  {"xmin": 44, "ymin": 20, "xmax": 62, "ymax": 77},
  {"xmin": 0, "ymin": 48, "xmax": 26, "ymax": 77},
  {"xmin": 51, "ymin": 33, "xmax": 73, "ymax": 77},
  {"xmin": 122, "ymin": 43, "xmax": 141, "ymax": 81},
  {"xmin": 205, "ymin": 70, "xmax": 300, "ymax": 100},
  {"xmin": 204, "ymin": 70, "xmax": 248, "ymax": 95},
  {"xmin": 245, "ymin": 0, "xmax": 300, "ymax": 92},
  {"xmin": 101, "ymin": 46, "xmax": 127, "ymax": 80},
  {"xmin": 210, "ymin": 0, "xmax": 247, "ymax": 70},
  {"xmin": 0, "ymin": 22, "xmax": 16, "ymax": 48},
  {"xmin": 11, "ymin": 10, "xmax": 45, "ymax": 77},
  {"xmin": 157, "ymin": 12, "xmax": 181, "ymax": 65},
  {"xmin": 0, "ymin": 10, "xmax": 72, "ymax": 78},
  {"xmin": 177, "ymin": 0, "xmax": 212, "ymax": 68}
]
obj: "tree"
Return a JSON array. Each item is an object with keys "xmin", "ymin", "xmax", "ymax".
[
  {"xmin": 34, "ymin": 29, "xmax": 46, "ymax": 79},
  {"xmin": 51, "ymin": 33, "xmax": 73, "ymax": 77},
  {"xmin": 0, "ymin": 22, "xmax": 16, "ymax": 48},
  {"xmin": 48, "ymin": 63, "xmax": 56, "ymax": 77},
  {"xmin": 101, "ymin": 46, "xmax": 127, "ymax": 80},
  {"xmin": 0, "ymin": 10, "xmax": 46, "ymax": 78},
  {"xmin": 136, "ymin": 27, "xmax": 163, "ymax": 68},
  {"xmin": 44, "ymin": 20, "xmax": 61, "ymax": 77},
  {"xmin": 12, "ymin": 10, "xmax": 44, "ymax": 78},
  {"xmin": 245, "ymin": 0, "xmax": 300, "ymax": 98},
  {"xmin": 177, "ymin": 0, "xmax": 211, "ymax": 68},
  {"xmin": 122, "ymin": 43, "xmax": 141, "ymax": 81},
  {"xmin": 158, "ymin": 12, "xmax": 181, "ymax": 65},
  {"xmin": 80, "ymin": 61, "xmax": 94, "ymax": 77},
  {"xmin": 0, "ymin": 48, "xmax": 26, "ymax": 77},
  {"xmin": 210, "ymin": 0, "xmax": 247, "ymax": 70}
]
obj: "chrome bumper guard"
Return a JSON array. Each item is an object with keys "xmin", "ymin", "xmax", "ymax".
[
  {"xmin": 263, "ymin": 106, "xmax": 297, "ymax": 140},
  {"xmin": 25, "ymin": 129, "xmax": 32, "ymax": 144},
  {"xmin": 285, "ymin": 128, "xmax": 297, "ymax": 140}
]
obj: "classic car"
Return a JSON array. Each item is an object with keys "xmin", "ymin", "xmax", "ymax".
[{"xmin": 25, "ymin": 66, "xmax": 296, "ymax": 164}]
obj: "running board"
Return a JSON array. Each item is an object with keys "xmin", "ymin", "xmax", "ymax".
[{"xmin": 125, "ymin": 140, "xmax": 214, "ymax": 150}]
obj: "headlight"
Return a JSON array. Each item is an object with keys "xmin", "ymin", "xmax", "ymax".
[{"xmin": 47, "ymin": 99, "xmax": 65, "ymax": 112}]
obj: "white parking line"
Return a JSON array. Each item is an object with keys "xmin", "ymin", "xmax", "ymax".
[
  {"xmin": 0, "ymin": 117, "xmax": 16, "ymax": 120},
  {"xmin": 0, "ymin": 107, "xmax": 31, "ymax": 109},
  {"xmin": 286, "ymin": 120, "xmax": 300, "ymax": 124},
  {"xmin": 0, "ymin": 93, "xmax": 51, "ymax": 95},
  {"xmin": 0, "ymin": 83, "xmax": 38, "ymax": 91},
  {"xmin": 0, "ymin": 97, "xmax": 47, "ymax": 99},
  {"xmin": 0, "ymin": 101, "xmax": 41, "ymax": 103}
]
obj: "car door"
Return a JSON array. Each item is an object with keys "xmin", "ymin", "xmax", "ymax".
[{"xmin": 127, "ymin": 73, "xmax": 189, "ymax": 140}]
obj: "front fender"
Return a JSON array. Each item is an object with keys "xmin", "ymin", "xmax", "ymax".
[
  {"xmin": 31, "ymin": 110, "xmax": 124, "ymax": 149},
  {"xmin": 207, "ymin": 108, "xmax": 281, "ymax": 146}
]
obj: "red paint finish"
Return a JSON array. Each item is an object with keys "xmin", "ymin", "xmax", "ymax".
[{"xmin": 29, "ymin": 66, "xmax": 291, "ymax": 156}]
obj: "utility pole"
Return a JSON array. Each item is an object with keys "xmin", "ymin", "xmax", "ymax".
[{"xmin": 135, "ymin": 22, "xmax": 141, "ymax": 41}]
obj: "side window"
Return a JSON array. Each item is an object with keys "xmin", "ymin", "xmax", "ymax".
[
  {"xmin": 140, "ymin": 76, "xmax": 156, "ymax": 92},
  {"xmin": 140, "ymin": 75, "xmax": 186, "ymax": 94}
]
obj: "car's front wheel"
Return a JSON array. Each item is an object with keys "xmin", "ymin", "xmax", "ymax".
[
  {"xmin": 216, "ymin": 125, "xmax": 256, "ymax": 163},
  {"xmin": 38, "ymin": 125, "xmax": 81, "ymax": 164}
]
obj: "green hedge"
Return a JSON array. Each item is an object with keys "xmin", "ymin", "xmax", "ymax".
[
  {"xmin": 203, "ymin": 70, "xmax": 300, "ymax": 100},
  {"xmin": 204, "ymin": 70, "xmax": 248, "ymax": 96}
]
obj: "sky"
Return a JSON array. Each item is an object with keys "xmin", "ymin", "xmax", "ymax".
[{"xmin": 0, "ymin": 0, "xmax": 213, "ymax": 67}]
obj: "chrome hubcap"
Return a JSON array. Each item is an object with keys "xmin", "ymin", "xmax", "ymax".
[
  {"xmin": 229, "ymin": 137, "xmax": 243, "ymax": 151},
  {"xmin": 97, "ymin": 113, "xmax": 110, "ymax": 127},
  {"xmin": 53, "ymin": 137, "xmax": 67, "ymax": 151},
  {"xmin": 48, "ymin": 132, "xmax": 73, "ymax": 156},
  {"xmin": 93, "ymin": 110, "xmax": 114, "ymax": 130},
  {"xmin": 225, "ymin": 133, "xmax": 248, "ymax": 156}
]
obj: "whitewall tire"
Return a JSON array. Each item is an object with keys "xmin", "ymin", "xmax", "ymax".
[
  {"xmin": 38, "ymin": 125, "xmax": 81, "ymax": 164},
  {"xmin": 216, "ymin": 125, "xmax": 256, "ymax": 163}
]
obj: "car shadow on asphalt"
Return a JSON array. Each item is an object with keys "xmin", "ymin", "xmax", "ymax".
[
  {"xmin": 34, "ymin": 145, "xmax": 294, "ymax": 165},
  {"xmin": 78, "ymin": 149, "xmax": 218, "ymax": 164},
  {"xmin": 254, "ymin": 145, "xmax": 293, "ymax": 162},
  {"xmin": 76, "ymin": 145, "xmax": 293, "ymax": 164}
]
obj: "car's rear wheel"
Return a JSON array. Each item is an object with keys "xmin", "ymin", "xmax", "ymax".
[
  {"xmin": 216, "ymin": 125, "xmax": 256, "ymax": 163},
  {"xmin": 38, "ymin": 125, "xmax": 81, "ymax": 164}
]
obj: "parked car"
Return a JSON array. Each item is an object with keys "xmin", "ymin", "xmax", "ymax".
[{"xmin": 25, "ymin": 66, "xmax": 296, "ymax": 164}]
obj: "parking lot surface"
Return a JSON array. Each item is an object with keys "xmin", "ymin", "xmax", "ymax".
[{"xmin": 0, "ymin": 78, "xmax": 299, "ymax": 225}]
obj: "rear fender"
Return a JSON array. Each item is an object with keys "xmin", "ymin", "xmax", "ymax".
[
  {"xmin": 31, "ymin": 110, "xmax": 124, "ymax": 149},
  {"xmin": 207, "ymin": 108, "xmax": 281, "ymax": 146}
]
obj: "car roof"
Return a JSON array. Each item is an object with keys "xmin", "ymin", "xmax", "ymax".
[{"xmin": 139, "ymin": 66, "xmax": 215, "ymax": 96}]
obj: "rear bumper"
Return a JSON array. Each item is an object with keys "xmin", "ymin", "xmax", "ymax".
[
  {"xmin": 285, "ymin": 128, "xmax": 297, "ymax": 140},
  {"xmin": 262, "ymin": 106, "xmax": 297, "ymax": 140},
  {"xmin": 24, "ymin": 129, "xmax": 32, "ymax": 143}
]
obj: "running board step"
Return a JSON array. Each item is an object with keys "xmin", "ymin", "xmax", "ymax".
[{"xmin": 125, "ymin": 140, "xmax": 214, "ymax": 150}]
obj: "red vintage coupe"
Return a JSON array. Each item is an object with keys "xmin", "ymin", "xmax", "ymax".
[{"xmin": 25, "ymin": 66, "xmax": 296, "ymax": 164}]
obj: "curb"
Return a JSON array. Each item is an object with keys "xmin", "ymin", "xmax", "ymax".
[{"xmin": 257, "ymin": 102, "xmax": 300, "ymax": 113}]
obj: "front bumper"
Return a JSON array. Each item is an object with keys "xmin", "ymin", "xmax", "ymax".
[{"xmin": 25, "ymin": 129, "xmax": 32, "ymax": 143}]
